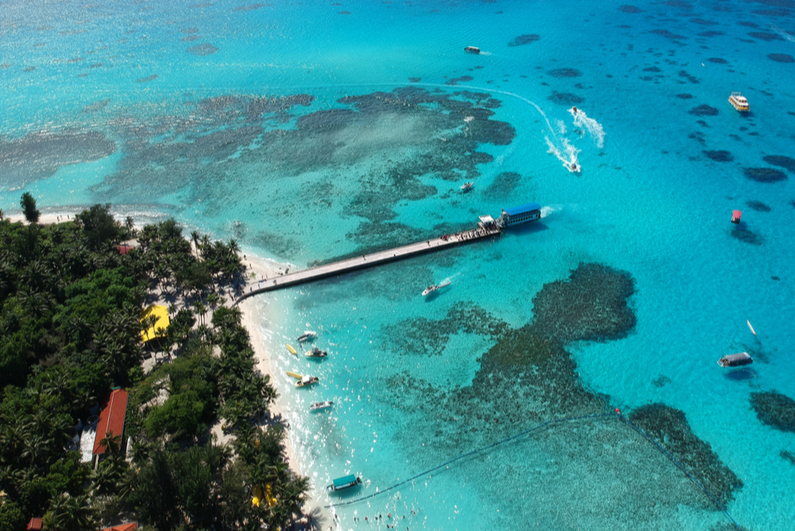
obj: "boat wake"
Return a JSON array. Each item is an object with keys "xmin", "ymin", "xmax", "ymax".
[
  {"xmin": 546, "ymin": 136, "xmax": 581, "ymax": 173},
  {"xmin": 570, "ymin": 109, "xmax": 605, "ymax": 148}
]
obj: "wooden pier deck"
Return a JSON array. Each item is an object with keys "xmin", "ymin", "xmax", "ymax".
[{"xmin": 233, "ymin": 225, "xmax": 501, "ymax": 304}]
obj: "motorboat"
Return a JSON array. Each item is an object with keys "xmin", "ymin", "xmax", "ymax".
[
  {"xmin": 295, "ymin": 375, "xmax": 319, "ymax": 388},
  {"xmin": 728, "ymin": 92, "xmax": 749, "ymax": 112},
  {"xmin": 422, "ymin": 279, "xmax": 451, "ymax": 297},
  {"xmin": 717, "ymin": 352, "xmax": 753, "ymax": 367},
  {"xmin": 460, "ymin": 182, "xmax": 474, "ymax": 192},
  {"xmin": 464, "ymin": 46, "xmax": 480, "ymax": 54},
  {"xmin": 297, "ymin": 331, "xmax": 317, "ymax": 343},
  {"xmin": 327, "ymin": 474, "xmax": 362, "ymax": 492},
  {"xmin": 306, "ymin": 347, "xmax": 328, "ymax": 358},
  {"xmin": 310, "ymin": 400, "xmax": 334, "ymax": 411},
  {"xmin": 569, "ymin": 106, "xmax": 580, "ymax": 117},
  {"xmin": 568, "ymin": 162, "xmax": 581, "ymax": 173},
  {"xmin": 731, "ymin": 210, "xmax": 742, "ymax": 224}
]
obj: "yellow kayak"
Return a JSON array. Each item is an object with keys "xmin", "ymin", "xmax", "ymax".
[
  {"xmin": 286, "ymin": 371, "xmax": 303, "ymax": 379},
  {"xmin": 286, "ymin": 344, "xmax": 297, "ymax": 355}
]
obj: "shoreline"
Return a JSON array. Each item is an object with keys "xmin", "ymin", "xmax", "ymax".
[
  {"xmin": 9, "ymin": 212, "xmax": 323, "ymax": 522},
  {"xmin": 235, "ymin": 251, "xmax": 329, "ymax": 524}
]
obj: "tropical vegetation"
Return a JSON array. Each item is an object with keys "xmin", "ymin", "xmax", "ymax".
[{"xmin": 0, "ymin": 197, "xmax": 309, "ymax": 530}]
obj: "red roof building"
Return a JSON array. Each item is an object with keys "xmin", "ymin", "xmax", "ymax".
[
  {"xmin": 101, "ymin": 524, "xmax": 138, "ymax": 531},
  {"xmin": 26, "ymin": 518, "xmax": 43, "ymax": 531},
  {"xmin": 116, "ymin": 244, "xmax": 133, "ymax": 255},
  {"xmin": 93, "ymin": 389, "xmax": 129, "ymax": 455}
]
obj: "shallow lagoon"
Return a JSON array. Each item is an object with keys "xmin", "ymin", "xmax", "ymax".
[{"xmin": 2, "ymin": 0, "xmax": 795, "ymax": 529}]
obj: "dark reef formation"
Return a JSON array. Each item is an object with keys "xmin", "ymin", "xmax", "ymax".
[
  {"xmin": 689, "ymin": 104, "xmax": 718, "ymax": 116},
  {"xmin": 383, "ymin": 263, "xmax": 741, "ymax": 508},
  {"xmin": 87, "ymin": 86, "xmax": 514, "ymax": 259},
  {"xmin": 703, "ymin": 150, "xmax": 734, "ymax": 162},
  {"xmin": 508, "ymin": 34, "xmax": 540, "ymax": 46},
  {"xmin": 0, "ymin": 131, "xmax": 116, "ymax": 190},
  {"xmin": 763, "ymin": 155, "xmax": 795, "ymax": 173},
  {"xmin": 750, "ymin": 391, "xmax": 795, "ymax": 433},
  {"xmin": 530, "ymin": 263, "xmax": 636, "ymax": 344},
  {"xmin": 629, "ymin": 404, "xmax": 743, "ymax": 506},
  {"xmin": 745, "ymin": 200, "xmax": 771, "ymax": 212},
  {"xmin": 743, "ymin": 167, "xmax": 787, "ymax": 183}
]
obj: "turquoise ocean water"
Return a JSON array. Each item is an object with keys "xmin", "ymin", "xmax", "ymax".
[{"xmin": 3, "ymin": 0, "xmax": 795, "ymax": 529}]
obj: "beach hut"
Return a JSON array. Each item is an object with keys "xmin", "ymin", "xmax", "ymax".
[{"xmin": 93, "ymin": 389, "xmax": 129, "ymax": 464}]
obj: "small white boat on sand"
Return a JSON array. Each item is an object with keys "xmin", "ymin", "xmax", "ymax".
[
  {"xmin": 422, "ymin": 279, "xmax": 451, "ymax": 297},
  {"xmin": 310, "ymin": 400, "xmax": 334, "ymax": 411},
  {"xmin": 297, "ymin": 331, "xmax": 317, "ymax": 343}
]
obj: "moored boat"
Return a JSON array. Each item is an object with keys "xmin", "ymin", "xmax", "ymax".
[
  {"xmin": 728, "ymin": 92, "xmax": 749, "ymax": 112},
  {"xmin": 295, "ymin": 375, "xmax": 319, "ymax": 388},
  {"xmin": 460, "ymin": 182, "xmax": 474, "ymax": 192},
  {"xmin": 297, "ymin": 331, "xmax": 317, "ymax": 343},
  {"xmin": 718, "ymin": 352, "xmax": 753, "ymax": 367},
  {"xmin": 731, "ymin": 210, "xmax": 742, "ymax": 224},
  {"xmin": 327, "ymin": 474, "xmax": 362, "ymax": 492},
  {"xmin": 310, "ymin": 400, "xmax": 333, "ymax": 411},
  {"xmin": 422, "ymin": 279, "xmax": 451, "ymax": 297},
  {"xmin": 464, "ymin": 46, "xmax": 480, "ymax": 54},
  {"xmin": 306, "ymin": 346, "xmax": 327, "ymax": 358}
]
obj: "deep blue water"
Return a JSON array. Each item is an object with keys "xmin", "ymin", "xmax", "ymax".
[{"xmin": 2, "ymin": 1, "xmax": 795, "ymax": 529}]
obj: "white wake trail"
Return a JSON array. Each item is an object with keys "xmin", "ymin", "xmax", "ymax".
[{"xmin": 571, "ymin": 109, "xmax": 605, "ymax": 148}]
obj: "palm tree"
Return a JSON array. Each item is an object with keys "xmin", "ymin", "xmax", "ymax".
[
  {"xmin": 194, "ymin": 300, "xmax": 207, "ymax": 326},
  {"xmin": 191, "ymin": 230, "xmax": 201, "ymax": 257},
  {"xmin": 43, "ymin": 494, "xmax": 97, "ymax": 531},
  {"xmin": 97, "ymin": 431, "xmax": 122, "ymax": 455},
  {"xmin": 20, "ymin": 192, "xmax": 40, "ymax": 224}
]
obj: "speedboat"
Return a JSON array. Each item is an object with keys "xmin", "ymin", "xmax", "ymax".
[
  {"xmin": 422, "ymin": 279, "xmax": 451, "ymax": 297},
  {"xmin": 569, "ymin": 106, "xmax": 580, "ymax": 117},
  {"xmin": 306, "ymin": 347, "xmax": 327, "ymax": 358},
  {"xmin": 718, "ymin": 352, "xmax": 753, "ymax": 367},
  {"xmin": 460, "ymin": 182, "xmax": 474, "ymax": 192},
  {"xmin": 327, "ymin": 474, "xmax": 362, "ymax": 492},
  {"xmin": 568, "ymin": 162, "xmax": 581, "ymax": 173},
  {"xmin": 464, "ymin": 46, "xmax": 480, "ymax": 54},
  {"xmin": 728, "ymin": 92, "xmax": 749, "ymax": 112},
  {"xmin": 295, "ymin": 375, "xmax": 319, "ymax": 388},
  {"xmin": 297, "ymin": 331, "xmax": 317, "ymax": 343},
  {"xmin": 310, "ymin": 400, "xmax": 333, "ymax": 411}
]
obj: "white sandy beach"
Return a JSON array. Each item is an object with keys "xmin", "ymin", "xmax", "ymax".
[{"xmin": 7, "ymin": 213, "xmax": 321, "ymax": 516}]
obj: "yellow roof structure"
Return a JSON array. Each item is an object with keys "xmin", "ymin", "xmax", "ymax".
[{"xmin": 140, "ymin": 305, "xmax": 170, "ymax": 342}]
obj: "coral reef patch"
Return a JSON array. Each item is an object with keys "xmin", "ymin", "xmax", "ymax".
[
  {"xmin": 703, "ymin": 150, "xmax": 733, "ymax": 162},
  {"xmin": 743, "ymin": 167, "xmax": 787, "ymax": 183},
  {"xmin": 0, "ymin": 131, "xmax": 116, "ymax": 190},
  {"xmin": 762, "ymin": 155, "xmax": 795, "ymax": 173},
  {"xmin": 629, "ymin": 404, "xmax": 743, "ymax": 506},
  {"xmin": 508, "ymin": 34, "xmax": 540, "ymax": 46},
  {"xmin": 750, "ymin": 391, "xmax": 795, "ymax": 433}
]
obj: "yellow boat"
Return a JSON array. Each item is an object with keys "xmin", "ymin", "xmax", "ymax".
[
  {"xmin": 286, "ymin": 371, "xmax": 303, "ymax": 379},
  {"xmin": 286, "ymin": 344, "xmax": 297, "ymax": 355}
]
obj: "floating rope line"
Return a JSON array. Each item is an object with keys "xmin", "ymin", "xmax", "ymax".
[
  {"xmin": 325, "ymin": 411, "xmax": 743, "ymax": 530},
  {"xmin": 617, "ymin": 413, "xmax": 741, "ymax": 530}
]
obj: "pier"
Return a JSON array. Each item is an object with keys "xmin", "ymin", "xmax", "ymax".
[{"xmin": 233, "ymin": 225, "xmax": 501, "ymax": 304}]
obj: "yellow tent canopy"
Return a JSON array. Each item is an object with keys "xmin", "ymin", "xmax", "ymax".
[{"xmin": 140, "ymin": 305, "xmax": 170, "ymax": 342}]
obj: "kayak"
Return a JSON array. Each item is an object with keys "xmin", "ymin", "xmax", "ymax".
[{"xmin": 286, "ymin": 344, "xmax": 297, "ymax": 355}]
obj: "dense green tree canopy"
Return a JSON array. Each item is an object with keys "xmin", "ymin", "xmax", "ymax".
[{"xmin": 0, "ymin": 200, "xmax": 307, "ymax": 530}]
